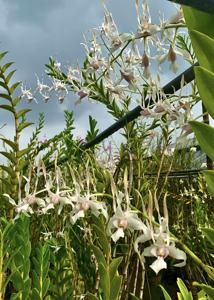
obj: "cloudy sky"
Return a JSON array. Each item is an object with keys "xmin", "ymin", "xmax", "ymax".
[{"xmin": 0, "ymin": 0, "xmax": 178, "ymax": 145}]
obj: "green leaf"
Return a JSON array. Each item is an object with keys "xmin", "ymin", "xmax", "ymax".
[
  {"xmin": 91, "ymin": 245, "xmax": 107, "ymax": 268},
  {"xmin": 0, "ymin": 177, "xmax": 12, "ymax": 189},
  {"xmin": 86, "ymin": 293, "xmax": 99, "ymax": 300},
  {"xmin": 12, "ymin": 96, "xmax": 21, "ymax": 106},
  {"xmin": 193, "ymin": 282, "xmax": 214, "ymax": 299},
  {"xmin": 110, "ymin": 275, "xmax": 122, "ymax": 300},
  {"xmin": 194, "ymin": 67, "xmax": 214, "ymax": 119},
  {"xmin": 0, "ymin": 93, "xmax": 11, "ymax": 101},
  {"xmin": 93, "ymin": 224, "xmax": 110, "ymax": 256},
  {"xmin": 0, "ymin": 51, "xmax": 8, "ymax": 61},
  {"xmin": 183, "ymin": 6, "xmax": 214, "ymax": 39},
  {"xmin": 10, "ymin": 270, "xmax": 24, "ymax": 291},
  {"xmin": 1, "ymin": 138, "xmax": 18, "ymax": 151},
  {"xmin": 6, "ymin": 70, "xmax": 16, "ymax": 83},
  {"xmin": 0, "ymin": 151, "xmax": 16, "ymax": 164},
  {"xmin": 32, "ymin": 289, "xmax": 40, "ymax": 300},
  {"xmin": 99, "ymin": 263, "xmax": 110, "ymax": 300},
  {"xmin": 190, "ymin": 31, "xmax": 214, "ymax": 73},
  {"xmin": 0, "ymin": 104, "xmax": 14, "ymax": 113},
  {"xmin": 189, "ymin": 121, "xmax": 214, "ymax": 161},
  {"xmin": 16, "ymin": 108, "xmax": 31, "ymax": 119},
  {"xmin": 109, "ymin": 257, "xmax": 123, "ymax": 281},
  {"xmin": 0, "ymin": 82, "xmax": 8, "ymax": 91},
  {"xmin": 17, "ymin": 122, "xmax": 33, "ymax": 132},
  {"xmin": 159, "ymin": 285, "xmax": 172, "ymax": 300},
  {"xmin": 203, "ymin": 170, "xmax": 214, "ymax": 197},
  {"xmin": 17, "ymin": 148, "xmax": 31, "ymax": 158},
  {"xmin": 17, "ymin": 159, "xmax": 28, "ymax": 171},
  {"xmin": 0, "ymin": 165, "xmax": 15, "ymax": 177},
  {"xmin": 10, "ymin": 81, "xmax": 21, "ymax": 94},
  {"xmin": 177, "ymin": 278, "xmax": 193, "ymax": 300},
  {"xmin": 201, "ymin": 227, "xmax": 214, "ymax": 247},
  {"xmin": 2, "ymin": 62, "xmax": 14, "ymax": 73}
]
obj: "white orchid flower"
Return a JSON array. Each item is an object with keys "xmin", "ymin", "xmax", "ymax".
[
  {"xmin": 135, "ymin": 192, "xmax": 186, "ymax": 274},
  {"xmin": 4, "ymin": 170, "xmax": 46, "ymax": 218},
  {"xmin": 107, "ymin": 192, "xmax": 146, "ymax": 243},
  {"xmin": 40, "ymin": 162, "xmax": 73, "ymax": 215},
  {"xmin": 4, "ymin": 194, "xmax": 34, "ymax": 218},
  {"xmin": 143, "ymin": 234, "xmax": 187, "ymax": 274},
  {"xmin": 42, "ymin": 169, "xmax": 73, "ymax": 215},
  {"xmin": 70, "ymin": 183, "xmax": 108, "ymax": 224}
]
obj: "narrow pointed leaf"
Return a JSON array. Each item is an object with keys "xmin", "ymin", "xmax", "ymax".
[
  {"xmin": 0, "ymin": 81, "xmax": 8, "ymax": 91},
  {"xmin": 0, "ymin": 93, "xmax": 11, "ymax": 101},
  {"xmin": 0, "ymin": 178, "xmax": 11, "ymax": 189},
  {"xmin": 194, "ymin": 67, "xmax": 214, "ymax": 119},
  {"xmin": 109, "ymin": 257, "xmax": 123, "ymax": 280},
  {"xmin": 203, "ymin": 170, "xmax": 214, "ymax": 197},
  {"xmin": 6, "ymin": 70, "xmax": 16, "ymax": 83},
  {"xmin": 190, "ymin": 31, "xmax": 214, "ymax": 73},
  {"xmin": 0, "ymin": 165, "xmax": 15, "ymax": 176},
  {"xmin": 177, "ymin": 278, "xmax": 193, "ymax": 300},
  {"xmin": 93, "ymin": 224, "xmax": 110, "ymax": 256},
  {"xmin": 1, "ymin": 138, "xmax": 18, "ymax": 151},
  {"xmin": 201, "ymin": 227, "xmax": 214, "ymax": 247},
  {"xmin": 17, "ymin": 148, "xmax": 31, "ymax": 158},
  {"xmin": 91, "ymin": 245, "xmax": 106, "ymax": 268},
  {"xmin": 12, "ymin": 96, "xmax": 21, "ymax": 106},
  {"xmin": 189, "ymin": 121, "xmax": 214, "ymax": 161},
  {"xmin": 10, "ymin": 81, "xmax": 21, "ymax": 94},
  {"xmin": 193, "ymin": 282, "xmax": 214, "ymax": 299},
  {"xmin": 0, "ymin": 104, "xmax": 14, "ymax": 113},
  {"xmin": 0, "ymin": 51, "xmax": 8, "ymax": 61},
  {"xmin": 160, "ymin": 285, "xmax": 172, "ymax": 300},
  {"xmin": 0, "ymin": 151, "xmax": 16, "ymax": 164},
  {"xmin": 2, "ymin": 62, "xmax": 14, "ymax": 73},
  {"xmin": 17, "ymin": 108, "xmax": 31, "ymax": 119},
  {"xmin": 18, "ymin": 122, "xmax": 33, "ymax": 132}
]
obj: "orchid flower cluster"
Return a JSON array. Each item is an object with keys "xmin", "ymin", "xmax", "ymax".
[
  {"xmin": 4, "ymin": 161, "xmax": 108, "ymax": 225},
  {"xmin": 21, "ymin": 1, "xmax": 196, "ymax": 131},
  {"xmin": 4, "ymin": 158, "xmax": 187, "ymax": 275}
]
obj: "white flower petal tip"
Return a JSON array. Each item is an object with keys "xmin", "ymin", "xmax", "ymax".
[
  {"xmin": 111, "ymin": 228, "xmax": 125, "ymax": 243},
  {"xmin": 150, "ymin": 257, "xmax": 167, "ymax": 274}
]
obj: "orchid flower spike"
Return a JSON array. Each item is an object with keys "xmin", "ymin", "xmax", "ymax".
[{"xmin": 135, "ymin": 191, "xmax": 186, "ymax": 274}]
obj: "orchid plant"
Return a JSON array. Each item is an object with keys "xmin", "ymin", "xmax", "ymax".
[{"xmin": 0, "ymin": 0, "xmax": 214, "ymax": 299}]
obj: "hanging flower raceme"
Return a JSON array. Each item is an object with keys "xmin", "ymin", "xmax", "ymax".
[
  {"xmin": 134, "ymin": 192, "xmax": 186, "ymax": 274},
  {"xmin": 107, "ymin": 191, "xmax": 146, "ymax": 243}
]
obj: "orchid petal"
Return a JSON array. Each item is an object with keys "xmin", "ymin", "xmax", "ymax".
[
  {"xmin": 143, "ymin": 245, "xmax": 156, "ymax": 257},
  {"xmin": 70, "ymin": 209, "xmax": 85, "ymax": 224},
  {"xmin": 150, "ymin": 257, "xmax": 167, "ymax": 274},
  {"xmin": 111, "ymin": 228, "xmax": 124, "ymax": 243},
  {"xmin": 169, "ymin": 245, "xmax": 187, "ymax": 266},
  {"xmin": 128, "ymin": 216, "xmax": 147, "ymax": 231}
]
